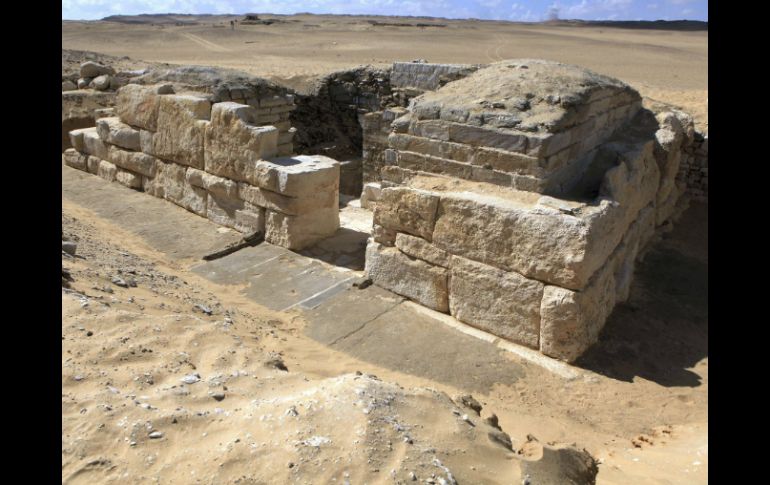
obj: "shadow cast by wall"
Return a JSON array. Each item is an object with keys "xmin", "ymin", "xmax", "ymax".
[{"xmin": 574, "ymin": 202, "xmax": 708, "ymax": 387}]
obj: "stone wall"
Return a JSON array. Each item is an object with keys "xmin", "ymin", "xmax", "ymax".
[
  {"xmin": 679, "ymin": 132, "xmax": 708, "ymax": 202},
  {"xmin": 64, "ymin": 83, "xmax": 340, "ymax": 251},
  {"xmin": 364, "ymin": 60, "xmax": 697, "ymax": 362}
]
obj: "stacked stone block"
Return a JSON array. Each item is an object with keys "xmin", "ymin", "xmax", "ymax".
[
  {"xmin": 211, "ymin": 85, "xmax": 297, "ymax": 157},
  {"xmin": 364, "ymin": 60, "xmax": 697, "ymax": 362},
  {"xmin": 64, "ymin": 83, "xmax": 340, "ymax": 251}
]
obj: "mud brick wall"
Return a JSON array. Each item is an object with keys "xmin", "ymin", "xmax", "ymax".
[{"xmin": 64, "ymin": 83, "xmax": 340, "ymax": 251}]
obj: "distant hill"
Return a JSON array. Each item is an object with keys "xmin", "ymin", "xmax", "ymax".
[{"xmin": 546, "ymin": 19, "xmax": 707, "ymax": 31}]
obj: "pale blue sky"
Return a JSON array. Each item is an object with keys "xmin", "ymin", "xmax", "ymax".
[{"xmin": 62, "ymin": 0, "xmax": 708, "ymax": 22}]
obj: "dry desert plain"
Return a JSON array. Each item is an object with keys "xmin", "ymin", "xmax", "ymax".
[{"xmin": 61, "ymin": 13, "xmax": 708, "ymax": 485}]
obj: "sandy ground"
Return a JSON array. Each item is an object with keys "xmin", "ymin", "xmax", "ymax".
[
  {"xmin": 61, "ymin": 176, "xmax": 707, "ymax": 484},
  {"xmin": 61, "ymin": 14, "xmax": 707, "ymax": 132}
]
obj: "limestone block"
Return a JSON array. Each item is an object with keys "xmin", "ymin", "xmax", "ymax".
[
  {"xmin": 142, "ymin": 175, "xmax": 162, "ymax": 198},
  {"xmin": 86, "ymin": 156, "xmax": 100, "ymax": 174},
  {"xmin": 449, "ymin": 256, "xmax": 544, "ymax": 349},
  {"xmin": 153, "ymin": 95, "xmax": 210, "ymax": 168},
  {"xmin": 432, "ymin": 193, "xmax": 592, "ymax": 290},
  {"xmin": 207, "ymin": 193, "xmax": 244, "ymax": 230},
  {"xmin": 389, "ymin": 133, "xmax": 474, "ymax": 164},
  {"xmin": 369, "ymin": 221, "xmax": 395, "ymax": 244},
  {"xmin": 139, "ymin": 130, "xmax": 155, "ymax": 156},
  {"xmin": 63, "ymin": 149, "xmax": 87, "ymax": 171},
  {"xmin": 116, "ymin": 83, "xmax": 174, "ymax": 131},
  {"xmin": 82, "ymin": 129, "xmax": 109, "ymax": 160},
  {"xmin": 107, "ymin": 145, "xmax": 157, "ymax": 177},
  {"xmin": 395, "ymin": 233, "xmax": 451, "ymax": 268},
  {"xmin": 364, "ymin": 242, "xmax": 449, "ymax": 312},
  {"xmin": 246, "ymin": 155, "xmax": 339, "ymax": 198},
  {"xmin": 202, "ymin": 172, "xmax": 239, "ymax": 199},
  {"xmin": 203, "ymin": 102, "xmax": 278, "ymax": 181},
  {"xmin": 181, "ymin": 183, "xmax": 208, "ymax": 217},
  {"xmin": 264, "ymin": 208, "xmax": 339, "ymax": 250},
  {"xmin": 97, "ymin": 160, "xmax": 117, "ymax": 182},
  {"xmin": 68, "ymin": 128, "xmax": 91, "ymax": 152},
  {"xmin": 116, "ymin": 169, "xmax": 142, "ymax": 189},
  {"xmin": 360, "ymin": 182, "xmax": 382, "ymax": 209},
  {"xmin": 239, "ymin": 183, "xmax": 337, "ymax": 216},
  {"xmin": 373, "ymin": 186, "xmax": 440, "ymax": 241},
  {"xmin": 471, "ymin": 147, "xmax": 540, "ymax": 175},
  {"xmin": 539, "ymin": 256, "xmax": 616, "ymax": 363},
  {"xmin": 277, "ymin": 142, "xmax": 293, "ymax": 157},
  {"xmin": 185, "ymin": 167, "xmax": 206, "ymax": 188},
  {"xmin": 154, "ymin": 160, "xmax": 187, "ymax": 204},
  {"xmin": 234, "ymin": 203, "xmax": 265, "ymax": 234},
  {"xmin": 397, "ymin": 150, "xmax": 472, "ymax": 180}
]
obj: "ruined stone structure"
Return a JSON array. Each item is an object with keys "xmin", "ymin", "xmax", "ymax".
[
  {"xmin": 64, "ymin": 82, "xmax": 339, "ymax": 250},
  {"xmin": 363, "ymin": 60, "xmax": 697, "ymax": 362},
  {"xmin": 62, "ymin": 58, "xmax": 706, "ymax": 363}
]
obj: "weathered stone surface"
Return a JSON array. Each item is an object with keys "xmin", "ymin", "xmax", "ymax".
[
  {"xmin": 97, "ymin": 160, "xmax": 117, "ymax": 182},
  {"xmin": 62, "ymin": 80, "xmax": 77, "ymax": 92},
  {"xmin": 360, "ymin": 182, "xmax": 382, "ymax": 209},
  {"xmin": 69, "ymin": 128, "xmax": 91, "ymax": 152},
  {"xmin": 139, "ymin": 129, "xmax": 155, "ymax": 155},
  {"xmin": 86, "ymin": 155, "xmax": 100, "ymax": 174},
  {"xmin": 234, "ymin": 203, "xmax": 265, "ymax": 234},
  {"xmin": 449, "ymin": 256, "xmax": 543, "ymax": 349},
  {"xmin": 107, "ymin": 145, "xmax": 157, "ymax": 177},
  {"xmin": 63, "ymin": 149, "xmax": 87, "ymax": 171},
  {"xmin": 203, "ymin": 102, "xmax": 278, "ymax": 181},
  {"xmin": 153, "ymin": 95, "xmax": 210, "ymax": 168},
  {"xmin": 432, "ymin": 192, "xmax": 595, "ymax": 290},
  {"xmin": 153, "ymin": 160, "xmax": 187, "ymax": 203},
  {"xmin": 202, "ymin": 172, "xmax": 239, "ymax": 199},
  {"xmin": 372, "ymin": 224, "xmax": 396, "ymax": 246},
  {"xmin": 77, "ymin": 78, "xmax": 91, "ymax": 89},
  {"xmin": 115, "ymin": 169, "xmax": 142, "ymax": 189},
  {"xmin": 80, "ymin": 61, "xmax": 115, "ymax": 79},
  {"xmin": 365, "ymin": 242, "xmax": 449, "ymax": 312},
  {"xmin": 180, "ymin": 183, "xmax": 208, "ymax": 216},
  {"xmin": 96, "ymin": 117, "xmax": 141, "ymax": 150},
  {"xmin": 264, "ymin": 208, "xmax": 339, "ymax": 250},
  {"xmin": 238, "ymin": 183, "xmax": 337, "ymax": 216},
  {"xmin": 390, "ymin": 62, "xmax": 480, "ymax": 91},
  {"xmin": 82, "ymin": 129, "xmax": 109, "ymax": 160},
  {"xmin": 185, "ymin": 167, "xmax": 206, "ymax": 188},
  {"xmin": 115, "ymin": 83, "xmax": 174, "ymax": 131},
  {"xmin": 246, "ymin": 155, "xmax": 339, "ymax": 197},
  {"xmin": 539, "ymin": 261, "xmax": 615, "ymax": 362},
  {"xmin": 207, "ymin": 193, "xmax": 244, "ymax": 229},
  {"xmin": 93, "ymin": 74, "xmax": 111, "ymax": 91},
  {"xmin": 373, "ymin": 187, "xmax": 440, "ymax": 241},
  {"xmin": 395, "ymin": 233, "xmax": 451, "ymax": 268}
]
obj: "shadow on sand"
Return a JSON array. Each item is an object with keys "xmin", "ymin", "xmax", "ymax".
[{"xmin": 575, "ymin": 202, "xmax": 708, "ymax": 387}]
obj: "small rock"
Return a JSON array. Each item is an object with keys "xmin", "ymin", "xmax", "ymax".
[
  {"xmin": 77, "ymin": 77, "xmax": 91, "ymax": 89},
  {"xmin": 265, "ymin": 356, "xmax": 288, "ymax": 372},
  {"xmin": 62, "ymin": 241, "xmax": 77, "ymax": 256},
  {"xmin": 86, "ymin": 331, "xmax": 93, "ymax": 337},
  {"xmin": 80, "ymin": 61, "xmax": 115, "ymax": 78},
  {"xmin": 92, "ymin": 74, "xmax": 111, "ymax": 91},
  {"xmin": 211, "ymin": 392, "xmax": 226, "ymax": 402},
  {"xmin": 148, "ymin": 431, "xmax": 163, "ymax": 439},
  {"xmin": 457, "ymin": 394, "xmax": 482, "ymax": 414},
  {"xmin": 484, "ymin": 413, "xmax": 502, "ymax": 430},
  {"xmin": 181, "ymin": 373, "xmax": 201, "ymax": 384},
  {"xmin": 194, "ymin": 304, "xmax": 212, "ymax": 315},
  {"xmin": 62, "ymin": 80, "xmax": 77, "ymax": 92},
  {"xmin": 111, "ymin": 276, "xmax": 128, "ymax": 288},
  {"xmin": 409, "ymin": 471, "xmax": 417, "ymax": 481}
]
